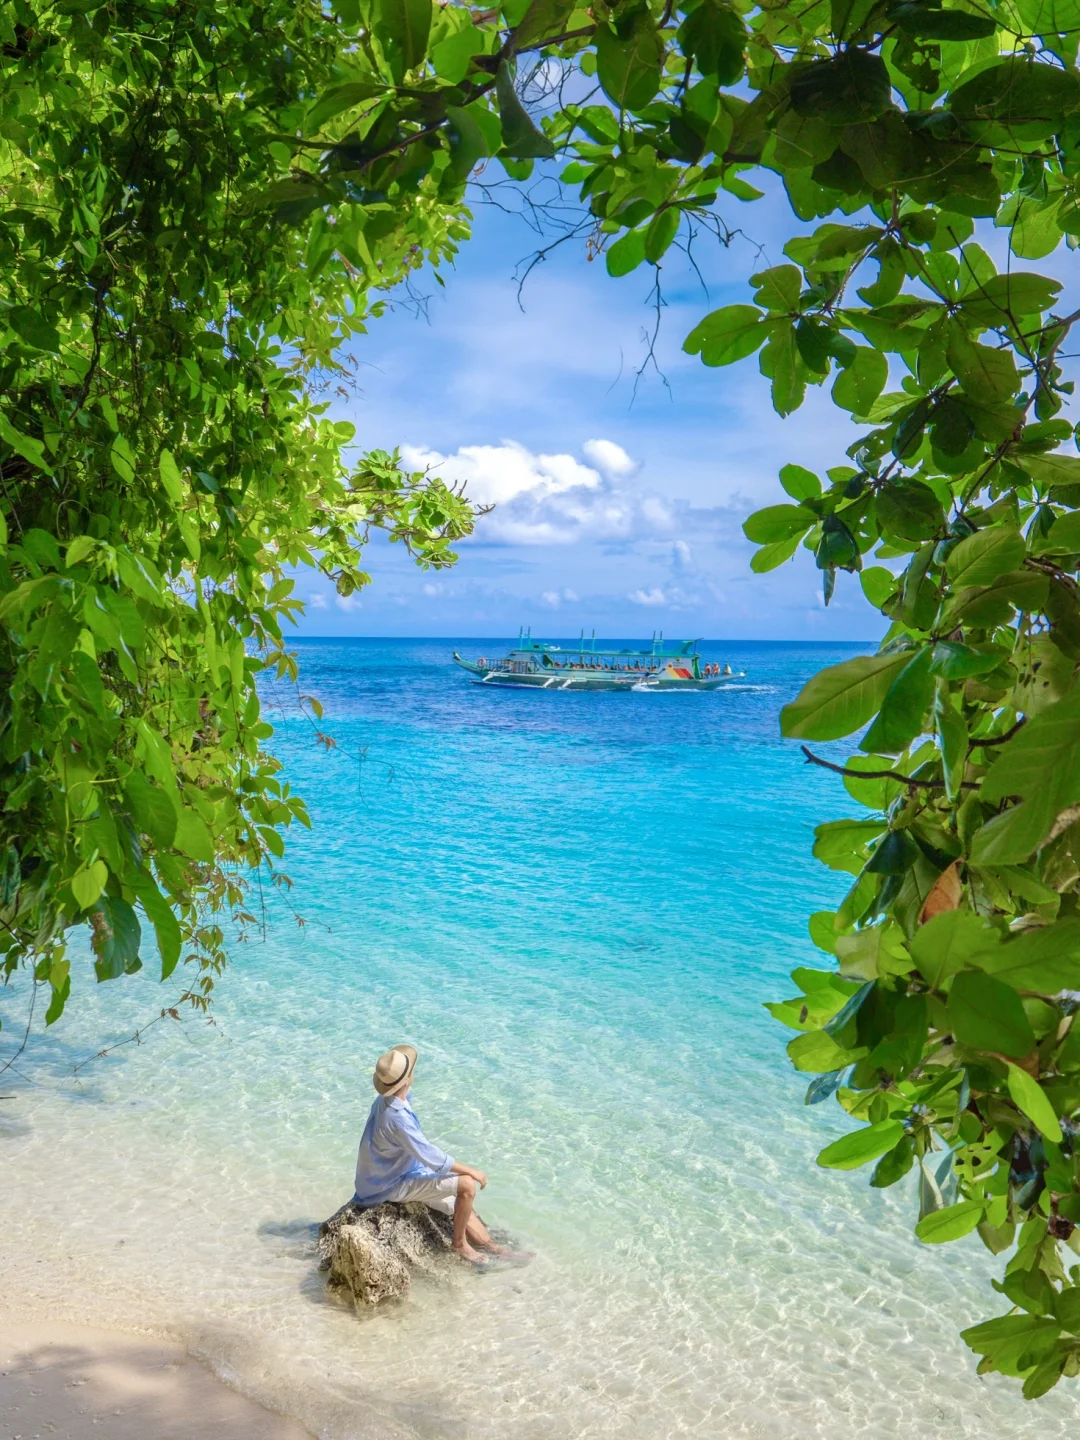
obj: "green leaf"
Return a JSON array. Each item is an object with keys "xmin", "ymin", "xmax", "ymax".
[
  {"xmin": 949, "ymin": 57, "xmax": 1080, "ymax": 136},
  {"xmin": 512, "ymin": 0, "xmax": 576, "ymax": 49},
  {"xmin": 606, "ymin": 227, "xmax": 646, "ymax": 277},
  {"xmin": 0, "ymin": 415, "xmax": 52, "ymax": 474},
  {"xmin": 832, "ymin": 346, "xmax": 888, "ymax": 415},
  {"xmin": 813, "ymin": 817, "xmax": 886, "ymax": 874},
  {"xmin": 910, "ymin": 911, "xmax": 1001, "ymax": 990},
  {"xmin": 305, "ymin": 80, "xmax": 385, "ymax": 132},
  {"xmin": 110, "ymin": 434, "xmax": 137, "ymax": 484},
  {"xmin": 495, "ymin": 61, "xmax": 555, "ymax": 159},
  {"xmin": 71, "ymin": 859, "xmax": 108, "ymax": 910},
  {"xmin": 683, "ymin": 305, "xmax": 767, "ymax": 366},
  {"xmin": 596, "ymin": 12, "xmax": 664, "ymax": 112},
  {"xmin": 958, "ymin": 272, "xmax": 1063, "ymax": 325},
  {"xmin": 947, "ymin": 329, "xmax": 1019, "ymax": 402},
  {"xmin": 915, "ymin": 1199, "xmax": 985, "ymax": 1244},
  {"xmin": 372, "ymin": 0, "xmax": 432, "ymax": 77},
  {"xmin": 158, "ymin": 449, "xmax": 184, "ymax": 505},
  {"xmin": 751, "ymin": 533, "xmax": 802, "ymax": 572},
  {"xmin": 752, "ymin": 264, "xmax": 801, "ymax": 313},
  {"xmin": 876, "ymin": 480, "xmax": 943, "ymax": 543},
  {"xmin": 978, "ymin": 917, "xmax": 1080, "ymax": 993},
  {"xmin": 1017, "ymin": 0, "xmax": 1080, "ymax": 33},
  {"xmin": 124, "ymin": 772, "xmax": 178, "ymax": 848},
  {"xmin": 936, "ymin": 692, "xmax": 968, "ymax": 801},
  {"xmin": 7, "ymin": 305, "xmax": 61, "ymax": 352},
  {"xmin": 174, "ymin": 807, "xmax": 215, "ymax": 862},
  {"xmin": 760, "ymin": 320, "xmax": 805, "ymax": 417},
  {"xmin": 45, "ymin": 959, "xmax": 71, "ymax": 1026},
  {"xmin": 860, "ymin": 565, "xmax": 896, "ymax": 608},
  {"xmin": 948, "ymin": 970, "xmax": 1037, "ymax": 1058},
  {"xmin": 860, "ymin": 646, "xmax": 934, "ymax": 755},
  {"xmin": 1007, "ymin": 1063, "xmax": 1063, "ymax": 1142},
  {"xmin": 787, "ymin": 1028, "xmax": 868, "ymax": 1072},
  {"xmin": 946, "ymin": 527, "xmax": 1026, "ymax": 587},
  {"xmin": 446, "ymin": 104, "xmax": 490, "ymax": 181},
  {"xmin": 780, "ymin": 651, "xmax": 910, "ymax": 741},
  {"xmin": 1016, "ymin": 452, "xmax": 1080, "ymax": 488},
  {"xmin": 743, "ymin": 503, "xmax": 815, "ymax": 544},
  {"xmin": 129, "ymin": 870, "xmax": 183, "ymax": 980},
  {"xmin": 644, "ymin": 208, "xmax": 679, "ymax": 263},
  {"xmin": 779, "ymin": 463, "xmax": 820, "ymax": 500},
  {"xmin": 929, "ymin": 641, "xmax": 1005, "ymax": 679},
  {"xmin": 676, "ymin": 0, "xmax": 746, "ymax": 84},
  {"xmin": 91, "ymin": 896, "xmax": 142, "ymax": 982},
  {"xmin": 817, "ymin": 1119, "xmax": 905, "ymax": 1170},
  {"xmin": 790, "ymin": 51, "xmax": 892, "ymax": 125}
]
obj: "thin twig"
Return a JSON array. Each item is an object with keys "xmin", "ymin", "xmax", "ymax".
[
  {"xmin": 0, "ymin": 978, "xmax": 38, "ymax": 1076},
  {"xmin": 969, "ymin": 718, "xmax": 1026, "ymax": 748}
]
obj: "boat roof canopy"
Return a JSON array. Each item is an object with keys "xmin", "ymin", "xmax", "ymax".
[{"xmin": 509, "ymin": 627, "xmax": 699, "ymax": 659}]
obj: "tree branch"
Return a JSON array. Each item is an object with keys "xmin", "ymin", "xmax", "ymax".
[{"xmin": 800, "ymin": 745, "xmax": 977, "ymax": 791}]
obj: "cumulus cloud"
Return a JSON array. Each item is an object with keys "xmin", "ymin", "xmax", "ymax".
[
  {"xmin": 540, "ymin": 587, "xmax": 580, "ymax": 607},
  {"xmin": 307, "ymin": 592, "xmax": 328, "ymax": 610},
  {"xmin": 629, "ymin": 586, "xmax": 669, "ymax": 607},
  {"xmin": 400, "ymin": 439, "xmax": 680, "ymax": 547},
  {"xmin": 582, "ymin": 438, "xmax": 636, "ymax": 478}
]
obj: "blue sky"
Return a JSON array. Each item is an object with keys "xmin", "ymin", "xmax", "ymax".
[{"xmin": 294, "ymin": 167, "xmax": 1071, "ymax": 644}]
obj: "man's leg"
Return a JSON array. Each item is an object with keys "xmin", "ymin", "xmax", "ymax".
[
  {"xmin": 452, "ymin": 1174, "xmax": 482, "ymax": 1259},
  {"xmin": 465, "ymin": 1212, "xmax": 513, "ymax": 1255}
]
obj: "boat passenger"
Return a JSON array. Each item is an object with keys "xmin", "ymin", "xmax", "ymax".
[{"xmin": 722, "ymin": 663, "xmax": 732, "ymax": 676}]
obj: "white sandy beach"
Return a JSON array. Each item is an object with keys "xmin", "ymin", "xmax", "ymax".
[{"xmin": 0, "ymin": 1320, "xmax": 312, "ymax": 1440}]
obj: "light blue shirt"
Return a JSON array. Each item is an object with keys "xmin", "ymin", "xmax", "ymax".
[{"xmin": 353, "ymin": 1092, "xmax": 454, "ymax": 1206}]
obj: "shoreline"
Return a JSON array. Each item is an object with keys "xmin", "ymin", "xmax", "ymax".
[{"xmin": 0, "ymin": 1318, "xmax": 313, "ymax": 1440}]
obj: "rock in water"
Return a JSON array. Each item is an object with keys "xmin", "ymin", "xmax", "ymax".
[{"xmin": 318, "ymin": 1201, "xmax": 457, "ymax": 1307}]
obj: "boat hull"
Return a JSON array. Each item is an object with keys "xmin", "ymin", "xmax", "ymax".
[{"xmin": 452, "ymin": 656, "xmax": 741, "ymax": 691}]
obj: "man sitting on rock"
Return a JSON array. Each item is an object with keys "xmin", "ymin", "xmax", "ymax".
[{"xmin": 354, "ymin": 1044, "xmax": 506, "ymax": 1263}]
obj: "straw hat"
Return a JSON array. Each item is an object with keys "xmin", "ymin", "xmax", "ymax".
[{"xmin": 373, "ymin": 1044, "xmax": 417, "ymax": 1096}]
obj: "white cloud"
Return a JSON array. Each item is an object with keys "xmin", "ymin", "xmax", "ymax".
[
  {"xmin": 671, "ymin": 540, "xmax": 692, "ymax": 574},
  {"xmin": 582, "ymin": 438, "xmax": 636, "ymax": 479},
  {"xmin": 421, "ymin": 582, "xmax": 440, "ymax": 597},
  {"xmin": 541, "ymin": 590, "xmax": 562, "ymax": 607},
  {"xmin": 335, "ymin": 593, "xmax": 361, "ymax": 612},
  {"xmin": 629, "ymin": 586, "xmax": 669, "ymax": 607},
  {"xmin": 400, "ymin": 438, "xmax": 682, "ymax": 547},
  {"xmin": 308, "ymin": 592, "xmax": 328, "ymax": 610}
]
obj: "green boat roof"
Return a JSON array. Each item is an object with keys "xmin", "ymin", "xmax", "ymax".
[{"xmin": 509, "ymin": 628, "xmax": 698, "ymax": 659}]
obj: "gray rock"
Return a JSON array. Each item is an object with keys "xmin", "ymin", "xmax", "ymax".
[{"xmin": 318, "ymin": 1201, "xmax": 459, "ymax": 1307}]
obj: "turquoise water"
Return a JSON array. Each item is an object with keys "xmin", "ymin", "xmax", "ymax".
[{"xmin": 0, "ymin": 639, "xmax": 1071, "ymax": 1436}]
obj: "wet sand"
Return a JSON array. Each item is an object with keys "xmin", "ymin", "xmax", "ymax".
[{"xmin": 0, "ymin": 1319, "xmax": 312, "ymax": 1439}]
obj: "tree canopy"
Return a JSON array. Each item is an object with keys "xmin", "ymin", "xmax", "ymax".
[{"xmin": 6, "ymin": 0, "xmax": 1080, "ymax": 1399}]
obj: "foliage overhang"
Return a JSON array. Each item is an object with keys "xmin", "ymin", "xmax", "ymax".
[{"xmin": 7, "ymin": 0, "xmax": 1080, "ymax": 1398}]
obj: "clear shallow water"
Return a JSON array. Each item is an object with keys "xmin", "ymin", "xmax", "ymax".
[{"xmin": 0, "ymin": 638, "xmax": 1070, "ymax": 1437}]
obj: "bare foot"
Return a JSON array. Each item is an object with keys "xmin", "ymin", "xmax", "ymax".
[{"xmin": 452, "ymin": 1239, "xmax": 485, "ymax": 1263}]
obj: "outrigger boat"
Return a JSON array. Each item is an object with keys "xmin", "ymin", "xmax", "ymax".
[{"xmin": 452, "ymin": 629, "xmax": 746, "ymax": 691}]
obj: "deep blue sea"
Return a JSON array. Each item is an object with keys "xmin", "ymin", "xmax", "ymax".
[{"xmin": 1, "ymin": 639, "xmax": 1071, "ymax": 1438}]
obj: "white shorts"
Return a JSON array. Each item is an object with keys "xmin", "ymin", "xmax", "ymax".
[{"xmin": 390, "ymin": 1174, "xmax": 459, "ymax": 1216}]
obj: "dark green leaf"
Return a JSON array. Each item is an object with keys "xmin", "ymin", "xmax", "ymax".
[
  {"xmin": 495, "ymin": 61, "xmax": 555, "ymax": 159},
  {"xmin": 596, "ymin": 12, "xmax": 664, "ymax": 112},
  {"xmin": 948, "ymin": 970, "xmax": 1037, "ymax": 1058},
  {"xmin": 790, "ymin": 51, "xmax": 893, "ymax": 126}
]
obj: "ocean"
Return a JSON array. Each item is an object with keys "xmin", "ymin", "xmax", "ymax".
[{"xmin": 0, "ymin": 638, "xmax": 1069, "ymax": 1437}]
